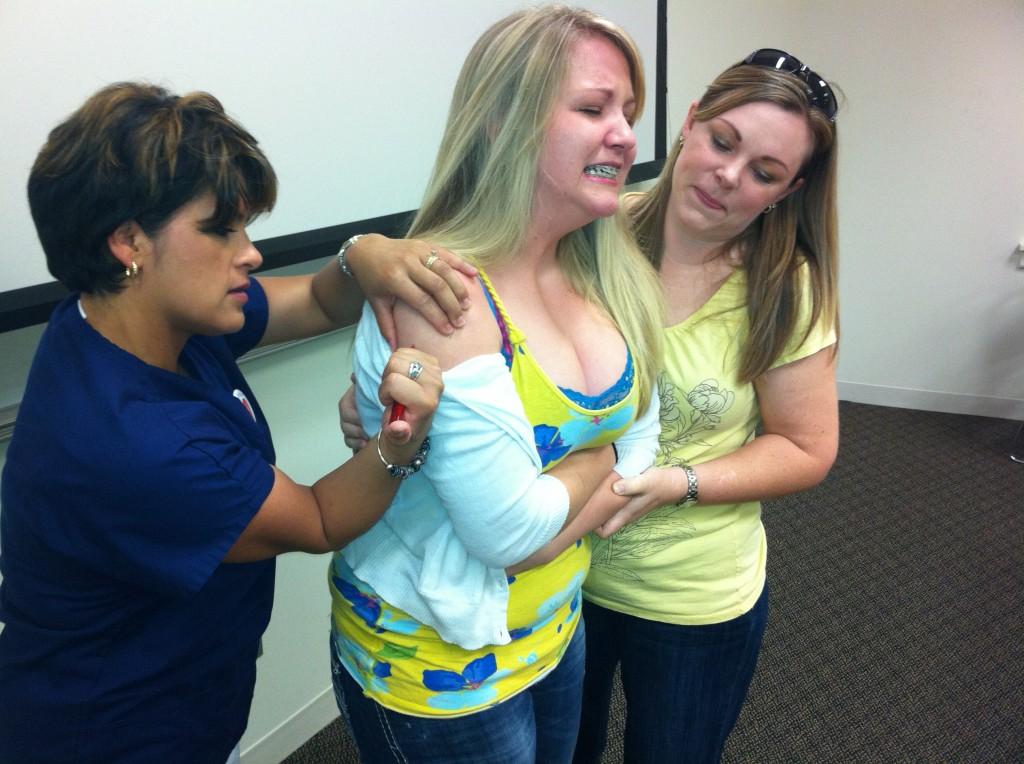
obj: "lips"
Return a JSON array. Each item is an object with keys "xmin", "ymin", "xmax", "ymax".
[{"xmin": 693, "ymin": 187, "xmax": 725, "ymax": 211}]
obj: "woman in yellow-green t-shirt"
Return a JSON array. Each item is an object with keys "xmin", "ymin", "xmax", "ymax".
[{"xmin": 574, "ymin": 50, "xmax": 841, "ymax": 764}]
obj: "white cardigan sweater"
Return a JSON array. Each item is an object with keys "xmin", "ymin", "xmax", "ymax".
[{"xmin": 340, "ymin": 304, "xmax": 660, "ymax": 649}]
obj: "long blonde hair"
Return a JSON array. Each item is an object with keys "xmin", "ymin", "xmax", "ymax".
[
  {"xmin": 408, "ymin": 5, "xmax": 663, "ymax": 411},
  {"xmin": 630, "ymin": 64, "xmax": 839, "ymax": 382}
]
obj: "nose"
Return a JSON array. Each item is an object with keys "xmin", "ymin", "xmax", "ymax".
[
  {"xmin": 607, "ymin": 112, "xmax": 637, "ymax": 153},
  {"xmin": 238, "ymin": 233, "xmax": 263, "ymax": 271},
  {"xmin": 715, "ymin": 159, "xmax": 742, "ymax": 189}
]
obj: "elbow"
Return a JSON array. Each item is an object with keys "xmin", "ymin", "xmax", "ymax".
[
  {"xmin": 804, "ymin": 447, "xmax": 838, "ymax": 489},
  {"xmin": 320, "ymin": 517, "xmax": 380, "ymax": 554},
  {"xmin": 316, "ymin": 532, "xmax": 353, "ymax": 555},
  {"xmin": 473, "ymin": 544, "xmax": 535, "ymax": 571},
  {"xmin": 296, "ymin": 530, "xmax": 343, "ymax": 556}
]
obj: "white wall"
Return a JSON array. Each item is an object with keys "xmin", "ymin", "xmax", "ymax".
[
  {"xmin": 0, "ymin": 0, "xmax": 659, "ymax": 295},
  {"xmin": 667, "ymin": 0, "xmax": 1024, "ymax": 419}
]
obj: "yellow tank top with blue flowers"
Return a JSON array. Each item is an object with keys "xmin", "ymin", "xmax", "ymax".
[{"xmin": 329, "ymin": 270, "xmax": 640, "ymax": 717}]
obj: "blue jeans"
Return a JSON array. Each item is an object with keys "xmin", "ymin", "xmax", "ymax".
[
  {"xmin": 332, "ymin": 620, "xmax": 586, "ymax": 763},
  {"xmin": 573, "ymin": 585, "xmax": 768, "ymax": 764}
]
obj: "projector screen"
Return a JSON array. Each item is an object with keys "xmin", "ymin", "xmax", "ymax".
[{"xmin": 0, "ymin": 0, "xmax": 664, "ymax": 330}]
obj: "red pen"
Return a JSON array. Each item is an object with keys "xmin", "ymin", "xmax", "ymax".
[
  {"xmin": 389, "ymin": 403, "xmax": 406, "ymax": 423},
  {"xmin": 389, "ymin": 346, "xmax": 414, "ymax": 423}
]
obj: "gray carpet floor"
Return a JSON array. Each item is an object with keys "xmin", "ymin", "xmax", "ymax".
[{"xmin": 283, "ymin": 401, "xmax": 1024, "ymax": 763}]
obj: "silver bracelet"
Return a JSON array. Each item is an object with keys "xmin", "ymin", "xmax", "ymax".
[
  {"xmin": 336, "ymin": 234, "xmax": 365, "ymax": 279},
  {"xmin": 676, "ymin": 464, "xmax": 699, "ymax": 507},
  {"xmin": 375, "ymin": 433, "xmax": 430, "ymax": 479}
]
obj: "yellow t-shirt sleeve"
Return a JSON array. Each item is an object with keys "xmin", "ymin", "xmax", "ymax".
[{"xmin": 771, "ymin": 262, "xmax": 837, "ymax": 370}]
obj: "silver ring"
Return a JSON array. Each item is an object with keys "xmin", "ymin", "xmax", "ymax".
[
  {"xmin": 424, "ymin": 250, "xmax": 439, "ymax": 270},
  {"xmin": 407, "ymin": 360, "xmax": 424, "ymax": 380}
]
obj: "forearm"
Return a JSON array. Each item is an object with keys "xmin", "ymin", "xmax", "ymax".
[
  {"xmin": 226, "ymin": 348, "xmax": 441, "ymax": 563},
  {"xmin": 226, "ymin": 450, "xmax": 402, "ymax": 562},
  {"xmin": 310, "ymin": 257, "xmax": 366, "ymax": 328},
  {"xmin": 549, "ymin": 445, "xmax": 616, "ymax": 523},
  {"xmin": 418, "ymin": 434, "xmax": 612, "ymax": 570},
  {"xmin": 310, "ymin": 436, "xmax": 417, "ymax": 548},
  {"xmin": 684, "ymin": 345, "xmax": 838, "ymax": 506},
  {"xmin": 508, "ymin": 445, "xmax": 618, "ymax": 573},
  {"xmin": 599, "ymin": 425, "xmax": 838, "ymax": 540},
  {"xmin": 508, "ymin": 469, "xmax": 625, "ymax": 574},
  {"xmin": 257, "ymin": 262, "xmax": 364, "ymax": 347},
  {"xmin": 685, "ymin": 432, "xmax": 836, "ymax": 506}
]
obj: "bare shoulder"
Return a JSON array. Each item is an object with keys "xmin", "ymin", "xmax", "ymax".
[{"xmin": 393, "ymin": 272, "xmax": 501, "ymax": 370}]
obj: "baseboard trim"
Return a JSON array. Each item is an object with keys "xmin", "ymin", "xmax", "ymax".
[
  {"xmin": 837, "ymin": 381, "xmax": 1024, "ymax": 420},
  {"xmin": 240, "ymin": 686, "xmax": 339, "ymax": 764}
]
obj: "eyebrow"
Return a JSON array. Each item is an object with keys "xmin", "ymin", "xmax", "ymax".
[
  {"xmin": 717, "ymin": 117, "xmax": 792, "ymax": 173},
  {"xmin": 576, "ymin": 86, "xmax": 635, "ymax": 103}
]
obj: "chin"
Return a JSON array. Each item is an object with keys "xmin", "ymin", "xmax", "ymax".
[
  {"xmin": 207, "ymin": 313, "xmax": 246, "ymax": 337},
  {"xmin": 588, "ymin": 199, "xmax": 622, "ymax": 221}
]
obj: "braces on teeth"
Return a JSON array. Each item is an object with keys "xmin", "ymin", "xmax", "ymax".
[{"xmin": 584, "ymin": 165, "xmax": 618, "ymax": 179}]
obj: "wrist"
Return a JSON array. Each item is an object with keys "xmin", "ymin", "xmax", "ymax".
[
  {"xmin": 336, "ymin": 234, "xmax": 366, "ymax": 279},
  {"xmin": 376, "ymin": 433, "xmax": 430, "ymax": 479},
  {"xmin": 346, "ymin": 232, "xmax": 385, "ymax": 274}
]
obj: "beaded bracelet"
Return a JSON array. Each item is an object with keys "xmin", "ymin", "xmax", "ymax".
[{"xmin": 376, "ymin": 434, "xmax": 431, "ymax": 479}]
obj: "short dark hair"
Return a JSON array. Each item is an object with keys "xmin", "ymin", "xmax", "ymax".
[{"xmin": 28, "ymin": 82, "xmax": 277, "ymax": 293}]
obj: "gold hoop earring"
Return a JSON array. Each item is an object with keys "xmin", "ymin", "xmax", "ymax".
[{"xmin": 124, "ymin": 261, "xmax": 139, "ymax": 279}]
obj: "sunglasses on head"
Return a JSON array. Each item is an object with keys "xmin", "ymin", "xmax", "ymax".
[{"xmin": 742, "ymin": 48, "xmax": 837, "ymax": 122}]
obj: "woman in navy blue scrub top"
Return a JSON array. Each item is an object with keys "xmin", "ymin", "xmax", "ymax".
[{"xmin": 0, "ymin": 82, "xmax": 466, "ymax": 764}]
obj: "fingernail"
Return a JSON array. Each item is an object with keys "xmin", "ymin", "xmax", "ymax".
[
  {"xmin": 460, "ymin": 298, "xmax": 471, "ymax": 309},
  {"xmin": 612, "ymin": 483, "xmax": 624, "ymax": 495},
  {"xmin": 453, "ymin": 317, "xmax": 466, "ymax": 328}
]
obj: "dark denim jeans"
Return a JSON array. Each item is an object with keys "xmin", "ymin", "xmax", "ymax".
[
  {"xmin": 332, "ymin": 620, "xmax": 586, "ymax": 763},
  {"xmin": 573, "ymin": 585, "xmax": 769, "ymax": 764}
]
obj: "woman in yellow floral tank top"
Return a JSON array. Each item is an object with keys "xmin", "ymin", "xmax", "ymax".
[
  {"xmin": 326, "ymin": 7, "xmax": 663, "ymax": 764},
  {"xmin": 346, "ymin": 46, "xmax": 843, "ymax": 764}
]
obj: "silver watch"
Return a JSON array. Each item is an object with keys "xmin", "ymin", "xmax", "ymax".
[{"xmin": 676, "ymin": 464, "xmax": 699, "ymax": 507}]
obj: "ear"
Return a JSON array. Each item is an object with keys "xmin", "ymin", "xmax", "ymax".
[
  {"xmin": 681, "ymin": 100, "xmax": 699, "ymax": 138},
  {"xmin": 777, "ymin": 176, "xmax": 805, "ymax": 203},
  {"xmin": 107, "ymin": 221, "xmax": 146, "ymax": 267}
]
